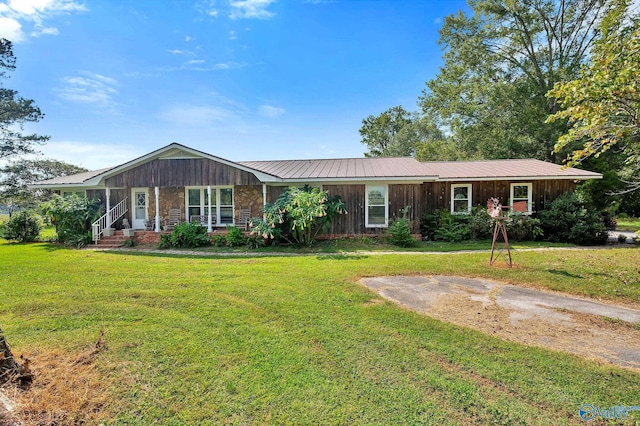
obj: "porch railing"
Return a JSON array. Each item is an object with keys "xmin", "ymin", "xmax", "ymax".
[{"xmin": 92, "ymin": 197, "xmax": 128, "ymax": 243}]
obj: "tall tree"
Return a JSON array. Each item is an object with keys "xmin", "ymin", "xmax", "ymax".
[
  {"xmin": 1, "ymin": 38, "xmax": 49, "ymax": 159},
  {"xmin": 360, "ymin": 106, "xmax": 445, "ymax": 157},
  {"xmin": 0, "ymin": 159, "xmax": 88, "ymax": 214},
  {"xmin": 419, "ymin": 0, "xmax": 607, "ymax": 162},
  {"xmin": 547, "ymin": 0, "xmax": 639, "ymax": 192}
]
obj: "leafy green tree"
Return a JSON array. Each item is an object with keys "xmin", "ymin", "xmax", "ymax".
[
  {"xmin": 419, "ymin": 0, "xmax": 607, "ymax": 162},
  {"xmin": 250, "ymin": 186, "xmax": 346, "ymax": 246},
  {"xmin": 360, "ymin": 106, "xmax": 446, "ymax": 158},
  {"xmin": 0, "ymin": 210, "xmax": 41, "ymax": 242},
  {"xmin": 547, "ymin": 0, "xmax": 639, "ymax": 193},
  {"xmin": 0, "ymin": 159, "xmax": 88, "ymax": 214},
  {"xmin": 0, "ymin": 38, "xmax": 49, "ymax": 159},
  {"xmin": 360, "ymin": 106, "xmax": 414, "ymax": 157}
]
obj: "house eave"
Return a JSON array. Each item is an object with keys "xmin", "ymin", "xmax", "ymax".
[{"xmin": 435, "ymin": 175, "xmax": 602, "ymax": 182}]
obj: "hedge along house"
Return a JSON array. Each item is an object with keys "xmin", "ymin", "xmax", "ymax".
[{"xmin": 32, "ymin": 143, "xmax": 602, "ymax": 242}]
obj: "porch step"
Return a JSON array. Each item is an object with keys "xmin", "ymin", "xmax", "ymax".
[{"xmin": 94, "ymin": 230, "xmax": 130, "ymax": 248}]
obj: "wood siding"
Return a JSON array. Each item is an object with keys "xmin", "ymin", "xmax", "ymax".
[
  {"xmin": 423, "ymin": 180, "xmax": 578, "ymax": 213},
  {"xmin": 105, "ymin": 158, "xmax": 262, "ymax": 188}
]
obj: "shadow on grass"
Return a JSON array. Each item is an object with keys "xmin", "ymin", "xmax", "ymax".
[{"xmin": 548, "ymin": 269, "xmax": 584, "ymax": 279}]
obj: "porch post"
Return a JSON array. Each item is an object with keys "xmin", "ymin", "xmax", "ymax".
[
  {"xmin": 262, "ymin": 183, "xmax": 267, "ymax": 221},
  {"xmin": 106, "ymin": 187, "xmax": 111, "ymax": 229},
  {"xmin": 154, "ymin": 186, "xmax": 160, "ymax": 232},
  {"xmin": 207, "ymin": 185, "xmax": 212, "ymax": 233}
]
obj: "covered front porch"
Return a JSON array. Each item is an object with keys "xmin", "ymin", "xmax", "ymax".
[{"xmin": 91, "ymin": 184, "xmax": 266, "ymax": 241}]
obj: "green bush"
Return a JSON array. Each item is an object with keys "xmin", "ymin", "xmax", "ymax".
[
  {"xmin": 250, "ymin": 186, "xmax": 346, "ymax": 246},
  {"xmin": 0, "ymin": 210, "xmax": 42, "ymax": 242},
  {"xmin": 505, "ymin": 213, "xmax": 544, "ymax": 242},
  {"xmin": 167, "ymin": 222, "xmax": 211, "ymax": 248},
  {"xmin": 539, "ymin": 191, "xmax": 608, "ymax": 245},
  {"xmin": 387, "ymin": 206, "xmax": 417, "ymax": 247},
  {"xmin": 212, "ymin": 234, "xmax": 226, "ymax": 247},
  {"xmin": 225, "ymin": 225, "xmax": 245, "ymax": 247},
  {"xmin": 433, "ymin": 212, "xmax": 471, "ymax": 242},
  {"xmin": 40, "ymin": 194, "xmax": 103, "ymax": 247}
]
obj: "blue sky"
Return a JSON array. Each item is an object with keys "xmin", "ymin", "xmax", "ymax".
[{"xmin": 1, "ymin": 0, "xmax": 469, "ymax": 170}]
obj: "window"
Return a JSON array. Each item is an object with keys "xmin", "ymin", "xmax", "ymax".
[
  {"xmin": 510, "ymin": 183, "xmax": 532, "ymax": 213},
  {"xmin": 366, "ymin": 185, "xmax": 387, "ymax": 227},
  {"xmin": 185, "ymin": 187, "xmax": 233, "ymax": 225},
  {"xmin": 451, "ymin": 184, "xmax": 472, "ymax": 214}
]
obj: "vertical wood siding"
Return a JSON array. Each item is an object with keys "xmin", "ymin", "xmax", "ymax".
[
  {"xmin": 423, "ymin": 180, "xmax": 578, "ymax": 213},
  {"xmin": 104, "ymin": 158, "xmax": 262, "ymax": 187}
]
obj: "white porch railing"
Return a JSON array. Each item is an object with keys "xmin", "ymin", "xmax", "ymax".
[{"xmin": 92, "ymin": 197, "xmax": 128, "ymax": 243}]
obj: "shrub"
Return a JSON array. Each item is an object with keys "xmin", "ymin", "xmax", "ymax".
[
  {"xmin": 0, "ymin": 210, "xmax": 42, "ymax": 242},
  {"xmin": 468, "ymin": 207, "xmax": 494, "ymax": 240},
  {"xmin": 387, "ymin": 206, "xmax": 417, "ymax": 247},
  {"xmin": 168, "ymin": 222, "xmax": 211, "ymax": 248},
  {"xmin": 245, "ymin": 234, "xmax": 266, "ymax": 249},
  {"xmin": 211, "ymin": 234, "xmax": 226, "ymax": 247},
  {"xmin": 225, "ymin": 225, "xmax": 245, "ymax": 247},
  {"xmin": 250, "ymin": 186, "xmax": 346, "ymax": 246},
  {"xmin": 122, "ymin": 237, "xmax": 136, "ymax": 247},
  {"xmin": 41, "ymin": 194, "xmax": 103, "ymax": 247},
  {"xmin": 539, "ymin": 192, "xmax": 608, "ymax": 245},
  {"xmin": 505, "ymin": 213, "xmax": 544, "ymax": 242},
  {"xmin": 158, "ymin": 234, "xmax": 173, "ymax": 249},
  {"xmin": 433, "ymin": 211, "xmax": 471, "ymax": 242}
]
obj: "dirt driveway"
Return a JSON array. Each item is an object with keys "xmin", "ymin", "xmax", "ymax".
[{"xmin": 360, "ymin": 275, "xmax": 640, "ymax": 371}]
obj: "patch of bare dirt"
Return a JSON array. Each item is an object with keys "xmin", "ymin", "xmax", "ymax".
[{"xmin": 427, "ymin": 292, "xmax": 640, "ymax": 370}]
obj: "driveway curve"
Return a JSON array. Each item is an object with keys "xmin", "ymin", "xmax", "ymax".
[{"xmin": 360, "ymin": 275, "xmax": 640, "ymax": 371}]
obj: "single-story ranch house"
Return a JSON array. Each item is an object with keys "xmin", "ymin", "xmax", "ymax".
[{"xmin": 32, "ymin": 143, "xmax": 601, "ymax": 242}]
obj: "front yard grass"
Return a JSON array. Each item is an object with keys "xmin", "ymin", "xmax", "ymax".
[
  {"xmin": 616, "ymin": 216, "xmax": 640, "ymax": 233},
  {"xmin": 0, "ymin": 241, "xmax": 638, "ymax": 424}
]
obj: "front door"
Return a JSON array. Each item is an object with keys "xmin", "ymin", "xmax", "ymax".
[{"xmin": 131, "ymin": 188, "xmax": 149, "ymax": 229}]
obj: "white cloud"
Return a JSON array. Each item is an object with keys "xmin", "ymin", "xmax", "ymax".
[
  {"xmin": 0, "ymin": 16, "xmax": 23, "ymax": 41},
  {"xmin": 185, "ymin": 35, "xmax": 192, "ymax": 42},
  {"xmin": 0, "ymin": 0, "xmax": 87, "ymax": 42},
  {"xmin": 185, "ymin": 59, "xmax": 205, "ymax": 65},
  {"xmin": 229, "ymin": 30, "xmax": 237, "ymax": 40},
  {"xmin": 54, "ymin": 72, "xmax": 118, "ymax": 106},
  {"xmin": 229, "ymin": 0, "xmax": 275, "ymax": 20},
  {"xmin": 207, "ymin": 9, "xmax": 218, "ymax": 17},
  {"xmin": 259, "ymin": 104, "xmax": 285, "ymax": 118}
]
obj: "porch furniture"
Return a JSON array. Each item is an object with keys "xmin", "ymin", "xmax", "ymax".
[
  {"xmin": 164, "ymin": 209, "xmax": 182, "ymax": 231},
  {"xmin": 144, "ymin": 219, "xmax": 155, "ymax": 231},
  {"xmin": 237, "ymin": 208, "xmax": 251, "ymax": 230},
  {"xmin": 190, "ymin": 215, "xmax": 216, "ymax": 227}
]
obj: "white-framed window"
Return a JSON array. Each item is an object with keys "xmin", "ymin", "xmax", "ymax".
[
  {"xmin": 365, "ymin": 184, "xmax": 388, "ymax": 227},
  {"xmin": 451, "ymin": 184, "xmax": 472, "ymax": 214},
  {"xmin": 185, "ymin": 186, "xmax": 234, "ymax": 225},
  {"xmin": 510, "ymin": 183, "xmax": 533, "ymax": 213}
]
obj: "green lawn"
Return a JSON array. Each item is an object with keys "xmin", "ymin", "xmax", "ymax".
[
  {"xmin": 1, "ymin": 241, "xmax": 639, "ymax": 424},
  {"xmin": 617, "ymin": 216, "xmax": 640, "ymax": 233}
]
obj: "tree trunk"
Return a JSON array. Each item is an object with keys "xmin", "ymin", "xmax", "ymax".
[{"xmin": 0, "ymin": 326, "xmax": 19, "ymax": 385}]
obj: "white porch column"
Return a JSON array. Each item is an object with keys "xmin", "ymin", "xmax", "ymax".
[
  {"xmin": 207, "ymin": 185, "xmax": 212, "ymax": 233},
  {"xmin": 106, "ymin": 187, "xmax": 111, "ymax": 229},
  {"xmin": 154, "ymin": 186, "xmax": 160, "ymax": 232},
  {"xmin": 262, "ymin": 183, "xmax": 267, "ymax": 221}
]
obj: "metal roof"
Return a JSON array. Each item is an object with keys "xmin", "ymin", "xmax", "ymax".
[
  {"xmin": 239, "ymin": 157, "xmax": 435, "ymax": 180},
  {"xmin": 422, "ymin": 159, "xmax": 602, "ymax": 181},
  {"xmin": 34, "ymin": 167, "xmax": 114, "ymax": 186}
]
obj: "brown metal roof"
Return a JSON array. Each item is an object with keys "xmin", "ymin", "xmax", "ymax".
[
  {"xmin": 34, "ymin": 167, "xmax": 114, "ymax": 185},
  {"xmin": 239, "ymin": 157, "xmax": 435, "ymax": 179},
  {"xmin": 422, "ymin": 159, "xmax": 601, "ymax": 180}
]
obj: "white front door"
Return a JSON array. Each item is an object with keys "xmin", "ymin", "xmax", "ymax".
[{"xmin": 131, "ymin": 188, "xmax": 149, "ymax": 229}]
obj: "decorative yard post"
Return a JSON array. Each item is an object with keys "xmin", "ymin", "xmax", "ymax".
[{"xmin": 488, "ymin": 198, "xmax": 512, "ymax": 267}]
